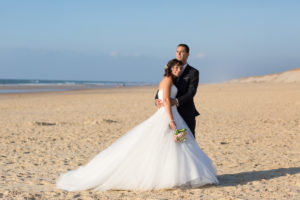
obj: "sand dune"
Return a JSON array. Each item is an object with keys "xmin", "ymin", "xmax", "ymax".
[{"xmin": 228, "ymin": 68, "xmax": 300, "ymax": 83}]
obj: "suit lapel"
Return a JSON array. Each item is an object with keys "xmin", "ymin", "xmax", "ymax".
[
  {"xmin": 177, "ymin": 65, "xmax": 190, "ymax": 83},
  {"xmin": 175, "ymin": 65, "xmax": 191, "ymax": 94}
]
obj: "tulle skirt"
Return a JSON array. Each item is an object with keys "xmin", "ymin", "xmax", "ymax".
[{"xmin": 56, "ymin": 107, "xmax": 218, "ymax": 191}]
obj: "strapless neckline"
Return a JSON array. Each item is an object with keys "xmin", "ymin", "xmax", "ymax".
[{"xmin": 158, "ymin": 85, "xmax": 177, "ymax": 101}]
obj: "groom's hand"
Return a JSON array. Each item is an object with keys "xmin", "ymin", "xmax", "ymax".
[
  {"xmin": 155, "ymin": 99, "xmax": 164, "ymax": 108},
  {"xmin": 170, "ymin": 99, "xmax": 178, "ymax": 106},
  {"xmin": 156, "ymin": 99, "xmax": 177, "ymax": 109}
]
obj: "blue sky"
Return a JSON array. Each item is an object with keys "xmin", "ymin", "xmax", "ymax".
[{"xmin": 1, "ymin": 0, "xmax": 300, "ymax": 83}]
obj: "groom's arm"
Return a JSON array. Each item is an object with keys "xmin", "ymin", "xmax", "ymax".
[
  {"xmin": 155, "ymin": 90, "xmax": 176, "ymax": 107},
  {"xmin": 154, "ymin": 90, "xmax": 161, "ymax": 107},
  {"xmin": 154, "ymin": 90, "xmax": 159, "ymax": 100},
  {"xmin": 177, "ymin": 70, "xmax": 199, "ymax": 106}
]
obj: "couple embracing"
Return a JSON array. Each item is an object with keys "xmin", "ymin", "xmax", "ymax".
[{"xmin": 57, "ymin": 44, "xmax": 219, "ymax": 191}]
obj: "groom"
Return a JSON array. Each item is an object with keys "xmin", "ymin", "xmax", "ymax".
[{"xmin": 155, "ymin": 44, "xmax": 200, "ymax": 138}]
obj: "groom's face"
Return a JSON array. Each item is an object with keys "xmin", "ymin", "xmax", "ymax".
[{"xmin": 176, "ymin": 46, "xmax": 189, "ymax": 64}]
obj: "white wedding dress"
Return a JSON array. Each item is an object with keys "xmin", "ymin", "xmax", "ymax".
[{"xmin": 56, "ymin": 85, "xmax": 218, "ymax": 191}]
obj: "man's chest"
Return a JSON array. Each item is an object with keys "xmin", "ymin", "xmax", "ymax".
[{"xmin": 175, "ymin": 74, "xmax": 190, "ymax": 94}]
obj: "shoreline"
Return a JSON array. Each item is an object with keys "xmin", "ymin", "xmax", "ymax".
[
  {"xmin": 0, "ymin": 84, "xmax": 156, "ymax": 94},
  {"xmin": 2, "ymin": 82, "xmax": 300, "ymax": 94}
]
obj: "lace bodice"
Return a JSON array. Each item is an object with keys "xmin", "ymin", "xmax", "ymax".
[{"xmin": 158, "ymin": 85, "xmax": 178, "ymax": 101}]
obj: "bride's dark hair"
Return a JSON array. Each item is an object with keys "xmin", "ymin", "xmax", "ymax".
[{"xmin": 164, "ymin": 58, "xmax": 183, "ymax": 78}]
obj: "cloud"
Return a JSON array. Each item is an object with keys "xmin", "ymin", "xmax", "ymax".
[
  {"xmin": 109, "ymin": 51, "xmax": 141, "ymax": 57},
  {"xmin": 123, "ymin": 52, "xmax": 141, "ymax": 57},
  {"xmin": 109, "ymin": 51, "xmax": 119, "ymax": 57},
  {"xmin": 195, "ymin": 52, "xmax": 206, "ymax": 59}
]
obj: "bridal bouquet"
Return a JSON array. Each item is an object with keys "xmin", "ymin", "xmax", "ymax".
[{"xmin": 174, "ymin": 128, "xmax": 187, "ymax": 143}]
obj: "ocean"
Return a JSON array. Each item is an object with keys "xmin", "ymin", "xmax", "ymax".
[{"xmin": 0, "ymin": 79, "xmax": 153, "ymax": 94}]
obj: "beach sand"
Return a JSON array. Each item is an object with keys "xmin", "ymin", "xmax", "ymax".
[{"xmin": 0, "ymin": 84, "xmax": 299, "ymax": 199}]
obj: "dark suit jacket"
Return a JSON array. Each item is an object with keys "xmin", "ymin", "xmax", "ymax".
[{"xmin": 155, "ymin": 64, "xmax": 200, "ymax": 119}]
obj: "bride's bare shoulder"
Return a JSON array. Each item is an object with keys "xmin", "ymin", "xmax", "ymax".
[{"xmin": 158, "ymin": 76, "xmax": 172, "ymax": 90}]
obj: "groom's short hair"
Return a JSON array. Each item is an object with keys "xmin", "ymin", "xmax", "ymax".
[{"xmin": 177, "ymin": 44, "xmax": 190, "ymax": 53}]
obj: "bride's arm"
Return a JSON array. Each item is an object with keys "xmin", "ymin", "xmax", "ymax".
[{"xmin": 162, "ymin": 77, "xmax": 176, "ymax": 130}]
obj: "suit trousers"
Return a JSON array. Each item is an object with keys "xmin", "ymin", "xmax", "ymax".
[{"xmin": 184, "ymin": 116, "xmax": 196, "ymax": 138}]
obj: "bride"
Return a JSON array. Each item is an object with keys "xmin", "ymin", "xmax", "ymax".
[{"xmin": 56, "ymin": 58, "xmax": 219, "ymax": 191}]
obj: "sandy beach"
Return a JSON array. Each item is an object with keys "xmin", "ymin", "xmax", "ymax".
[{"xmin": 0, "ymin": 83, "xmax": 300, "ymax": 199}]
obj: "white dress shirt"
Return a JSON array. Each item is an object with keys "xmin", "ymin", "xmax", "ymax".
[{"xmin": 179, "ymin": 63, "xmax": 188, "ymax": 77}]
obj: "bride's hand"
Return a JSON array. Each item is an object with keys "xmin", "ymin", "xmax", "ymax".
[{"xmin": 169, "ymin": 120, "xmax": 176, "ymax": 130}]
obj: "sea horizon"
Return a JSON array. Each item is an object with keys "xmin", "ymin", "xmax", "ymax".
[{"xmin": 0, "ymin": 78, "xmax": 155, "ymax": 94}]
